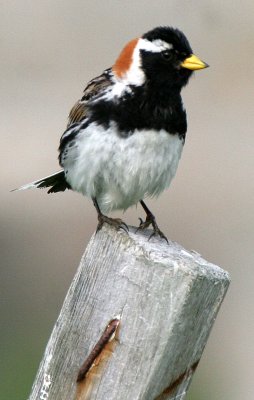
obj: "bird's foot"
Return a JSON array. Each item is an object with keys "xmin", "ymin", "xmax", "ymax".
[
  {"xmin": 137, "ymin": 215, "xmax": 168, "ymax": 243},
  {"xmin": 97, "ymin": 214, "xmax": 129, "ymax": 233}
]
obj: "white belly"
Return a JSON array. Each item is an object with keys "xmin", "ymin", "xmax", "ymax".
[{"xmin": 63, "ymin": 122, "xmax": 184, "ymax": 213}]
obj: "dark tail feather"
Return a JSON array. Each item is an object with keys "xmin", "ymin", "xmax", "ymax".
[{"xmin": 12, "ymin": 170, "xmax": 71, "ymax": 194}]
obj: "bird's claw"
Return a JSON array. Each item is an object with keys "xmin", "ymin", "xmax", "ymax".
[
  {"xmin": 136, "ymin": 217, "xmax": 150, "ymax": 231},
  {"xmin": 97, "ymin": 214, "xmax": 129, "ymax": 233},
  {"xmin": 136, "ymin": 214, "xmax": 168, "ymax": 243},
  {"xmin": 148, "ymin": 227, "xmax": 168, "ymax": 244}
]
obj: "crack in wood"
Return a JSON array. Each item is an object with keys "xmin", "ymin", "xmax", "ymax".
[
  {"xmin": 154, "ymin": 359, "xmax": 200, "ymax": 400},
  {"xmin": 75, "ymin": 316, "xmax": 121, "ymax": 399},
  {"xmin": 77, "ymin": 317, "xmax": 120, "ymax": 383}
]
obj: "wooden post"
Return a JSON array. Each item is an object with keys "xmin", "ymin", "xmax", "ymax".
[{"xmin": 29, "ymin": 225, "xmax": 230, "ymax": 400}]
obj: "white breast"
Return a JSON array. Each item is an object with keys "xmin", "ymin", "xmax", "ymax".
[{"xmin": 63, "ymin": 122, "xmax": 184, "ymax": 213}]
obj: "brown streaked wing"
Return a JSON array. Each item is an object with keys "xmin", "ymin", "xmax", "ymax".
[{"xmin": 67, "ymin": 68, "xmax": 113, "ymax": 127}]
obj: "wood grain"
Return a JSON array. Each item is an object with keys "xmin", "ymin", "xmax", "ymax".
[{"xmin": 29, "ymin": 225, "xmax": 230, "ymax": 400}]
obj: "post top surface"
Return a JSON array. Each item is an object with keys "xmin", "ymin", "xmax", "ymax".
[{"xmin": 95, "ymin": 225, "xmax": 230, "ymax": 283}]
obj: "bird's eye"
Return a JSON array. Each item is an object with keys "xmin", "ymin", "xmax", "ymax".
[{"xmin": 162, "ymin": 51, "xmax": 172, "ymax": 60}]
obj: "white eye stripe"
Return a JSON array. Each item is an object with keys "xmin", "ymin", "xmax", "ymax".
[
  {"xmin": 138, "ymin": 38, "xmax": 173, "ymax": 53},
  {"xmin": 152, "ymin": 39, "xmax": 173, "ymax": 50},
  {"xmin": 108, "ymin": 38, "xmax": 174, "ymax": 89}
]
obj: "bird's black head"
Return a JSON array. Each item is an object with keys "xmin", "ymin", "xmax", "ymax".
[
  {"xmin": 140, "ymin": 26, "xmax": 208, "ymax": 90},
  {"xmin": 113, "ymin": 26, "xmax": 208, "ymax": 99}
]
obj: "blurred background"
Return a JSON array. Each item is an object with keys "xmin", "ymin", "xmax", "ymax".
[{"xmin": 1, "ymin": 1, "xmax": 254, "ymax": 399}]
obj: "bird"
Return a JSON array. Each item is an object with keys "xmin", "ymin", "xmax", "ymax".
[{"xmin": 15, "ymin": 26, "xmax": 208, "ymax": 241}]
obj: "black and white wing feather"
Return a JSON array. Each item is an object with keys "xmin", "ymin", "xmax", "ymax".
[
  {"xmin": 67, "ymin": 68, "xmax": 113, "ymax": 126},
  {"xmin": 12, "ymin": 170, "xmax": 70, "ymax": 193},
  {"xmin": 14, "ymin": 68, "xmax": 114, "ymax": 193}
]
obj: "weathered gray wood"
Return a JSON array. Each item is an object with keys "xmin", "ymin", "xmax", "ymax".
[{"xmin": 29, "ymin": 225, "xmax": 230, "ymax": 400}]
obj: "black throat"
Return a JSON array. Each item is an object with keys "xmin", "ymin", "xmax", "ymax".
[{"xmin": 89, "ymin": 82, "xmax": 187, "ymax": 141}]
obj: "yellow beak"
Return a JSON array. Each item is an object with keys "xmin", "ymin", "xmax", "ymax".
[{"xmin": 181, "ymin": 54, "xmax": 209, "ymax": 71}]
